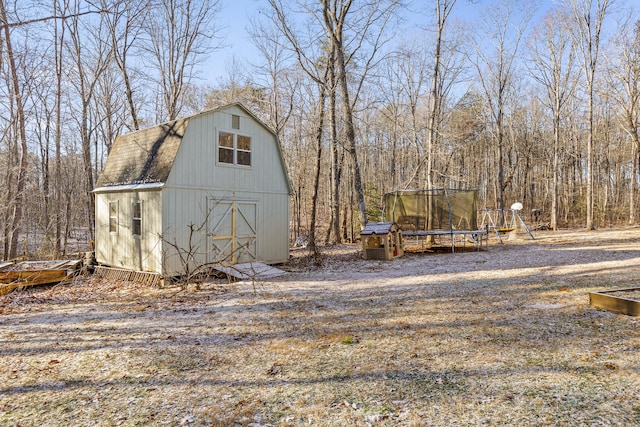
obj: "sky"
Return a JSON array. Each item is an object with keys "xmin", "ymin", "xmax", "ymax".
[
  {"xmin": 200, "ymin": 0, "xmax": 264, "ymax": 83},
  {"xmin": 201, "ymin": 0, "xmax": 633, "ymax": 85}
]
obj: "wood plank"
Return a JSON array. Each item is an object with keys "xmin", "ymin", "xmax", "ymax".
[
  {"xmin": 214, "ymin": 262, "xmax": 286, "ymax": 280},
  {"xmin": 0, "ymin": 269, "xmax": 67, "ymax": 283},
  {"xmin": 0, "ymin": 262, "xmax": 14, "ymax": 271},
  {"xmin": 0, "ymin": 274, "xmax": 73, "ymax": 296},
  {"xmin": 53, "ymin": 259, "xmax": 83, "ymax": 271},
  {"xmin": 589, "ymin": 288, "xmax": 640, "ymax": 316},
  {"xmin": 94, "ymin": 266, "xmax": 159, "ymax": 286}
]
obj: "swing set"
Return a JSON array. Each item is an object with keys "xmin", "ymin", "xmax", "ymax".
[{"xmin": 479, "ymin": 202, "xmax": 535, "ymax": 243}]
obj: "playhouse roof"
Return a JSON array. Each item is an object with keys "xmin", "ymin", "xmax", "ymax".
[{"xmin": 361, "ymin": 222, "xmax": 399, "ymax": 235}]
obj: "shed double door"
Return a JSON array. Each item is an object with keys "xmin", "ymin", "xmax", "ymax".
[{"xmin": 208, "ymin": 200, "xmax": 257, "ymax": 264}]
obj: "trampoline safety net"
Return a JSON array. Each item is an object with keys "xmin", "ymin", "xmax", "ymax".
[{"xmin": 382, "ymin": 189, "xmax": 479, "ymax": 232}]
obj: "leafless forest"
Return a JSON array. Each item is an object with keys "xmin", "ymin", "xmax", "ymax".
[{"xmin": 1, "ymin": 0, "xmax": 639, "ymax": 260}]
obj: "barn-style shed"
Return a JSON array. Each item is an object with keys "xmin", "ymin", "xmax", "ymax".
[{"xmin": 93, "ymin": 103, "xmax": 292, "ymax": 276}]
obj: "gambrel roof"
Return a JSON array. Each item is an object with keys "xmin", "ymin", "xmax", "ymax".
[
  {"xmin": 94, "ymin": 103, "xmax": 292, "ymax": 194},
  {"xmin": 95, "ymin": 118, "xmax": 188, "ymax": 189}
]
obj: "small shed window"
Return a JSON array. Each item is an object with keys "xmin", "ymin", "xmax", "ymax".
[
  {"xmin": 132, "ymin": 201, "xmax": 142, "ymax": 237},
  {"xmin": 109, "ymin": 202, "xmax": 118, "ymax": 233},
  {"xmin": 218, "ymin": 131, "xmax": 252, "ymax": 167},
  {"xmin": 232, "ymin": 114, "xmax": 240, "ymax": 129}
]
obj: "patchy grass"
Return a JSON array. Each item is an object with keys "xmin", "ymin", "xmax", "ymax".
[{"xmin": 1, "ymin": 228, "xmax": 640, "ymax": 426}]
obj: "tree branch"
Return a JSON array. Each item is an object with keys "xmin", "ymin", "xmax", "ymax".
[{"xmin": 0, "ymin": 9, "xmax": 107, "ymax": 29}]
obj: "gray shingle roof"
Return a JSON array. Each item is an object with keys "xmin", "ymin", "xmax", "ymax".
[
  {"xmin": 95, "ymin": 118, "xmax": 189, "ymax": 188},
  {"xmin": 361, "ymin": 222, "xmax": 398, "ymax": 235}
]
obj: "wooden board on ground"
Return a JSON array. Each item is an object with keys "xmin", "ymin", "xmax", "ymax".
[
  {"xmin": 0, "ymin": 269, "xmax": 67, "ymax": 283},
  {"xmin": 214, "ymin": 262, "xmax": 287, "ymax": 281},
  {"xmin": 93, "ymin": 266, "xmax": 160, "ymax": 287},
  {"xmin": 0, "ymin": 262, "xmax": 14, "ymax": 271},
  {"xmin": 589, "ymin": 287, "xmax": 640, "ymax": 316},
  {"xmin": 0, "ymin": 274, "xmax": 74, "ymax": 297},
  {"xmin": 0, "ymin": 259, "xmax": 83, "ymax": 296}
]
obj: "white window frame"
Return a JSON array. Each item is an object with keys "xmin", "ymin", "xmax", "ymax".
[
  {"xmin": 132, "ymin": 201, "xmax": 142, "ymax": 237},
  {"xmin": 217, "ymin": 129, "xmax": 252, "ymax": 167},
  {"xmin": 109, "ymin": 201, "xmax": 118, "ymax": 234}
]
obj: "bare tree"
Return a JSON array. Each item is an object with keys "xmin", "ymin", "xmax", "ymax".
[
  {"xmin": 604, "ymin": 12, "xmax": 640, "ymax": 224},
  {"xmin": 53, "ymin": 0, "xmax": 66, "ymax": 256},
  {"xmin": 248, "ymin": 14, "xmax": 297, "ymax": 139},
  {"xmin": 143, "ymin": 0, "xmax": 222, "ymax": 122},
  {"xmin": 568, "ymin": 0, "xmax": 614, "ymax": 230},
  {"xmin": 307, "ymin": 74, "xmax": 329, "ymax": 256},
  {"xmin": 0, "ymin": 0, "xmax": 29, "ymax": 259},
  {"xmin": 93, "ymin": 63, "xmax": 129, "ymax": 158},
  {"xmin": 469, "ymin": 0, "xmax": 533, "ymax": 213},
  {"xmin": 529, "ymin": 8, "xmax": 578, "ymax": 230},
  {"xmin": 64, "ymin": 0, "xmax": 112, "ymax": 242},
  {"xmin": 103, "ymin": 0, "xmax": 149, "ymax": 131},
  {"xmin": 249, "ymin": 13, "xmax": 330, "ymax": 253},
  {"xmin": 265, "ymin": 0, "xmax": 339, "ymax": 243},
  {"xmin": 320, "ymin": 0, "xmax": 399, "ymax": 229},
  {"xmin": 268, "ymin": 0, "xmax": 399, "ymax": 240},
  {"xmin": 381, "ymin": 42, "xmax": 428, "ymax": 189},
  {"xmin": 203, "ymin": 59, "xmax": 268, "ymax": 111},
  {"xmin": 424, "ymin": 0, "xmax": 457, "ymax": 192},
  {"xmin": 28, "ymin": 53, "xmax": 58, "ymax": 255}
]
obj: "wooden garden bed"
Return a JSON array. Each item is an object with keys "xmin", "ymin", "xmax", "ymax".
[{"xmin": 589, "ymin": 287, "xmax": 640, "ymax": 316}]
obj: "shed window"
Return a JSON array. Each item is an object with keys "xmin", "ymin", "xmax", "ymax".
[
  {"xmin": 218, "ymin": 131, "xmax": 234, "ymax": 164},
  {"xmin": 109, "ymin": 202, "xmax": 118, "ymax": 233},
  {"xmin": 218, "ymin": 131, "xmax": 252, "ymax": 167},
  {"xmin": 132, "ymin": 201, "xmax": 142, "ymax": 237},
  {"xmin": 237, "ymin": 135, "xmax": 251, "ymax": 166},
  {"xmin": 232, "ymin": 114, "xmax": 240, "ymax": 130}
]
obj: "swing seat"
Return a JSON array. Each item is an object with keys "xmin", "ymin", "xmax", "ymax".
[{"xmin": 497, "ymin": 227, "xmax": 515, "ymax": 233}]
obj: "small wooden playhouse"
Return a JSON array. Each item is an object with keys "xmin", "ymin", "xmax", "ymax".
[
  {"xmin": 361, "ymin": 222, "xmax": 404, "ymax": 260},
  {"xmin": 94, "ymin": 103, "xmax": 292, "ymax": 276}
]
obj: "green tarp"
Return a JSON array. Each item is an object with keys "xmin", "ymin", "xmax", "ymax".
[{"xmin": 383, "ymin": 189, "xmax": 478, "ymax": 232}]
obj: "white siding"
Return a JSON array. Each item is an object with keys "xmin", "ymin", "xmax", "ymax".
[
  {"xmin": 161, "ymin": 105, "xmax": 290, "ymax": 275},
  {"xmin": 96, "ymin": 104, "xmax": 291, "ymax": 277},
  {"xmin": 166, "ymin": 105, "xmax": 290, "ymax": 195},
  {"xmin": 95, "ymin": 190, "xmax": 163, "ymax": 273},
  {"xmin": 160, "ymin": 187, "xmax": 213, "ymax": 275},
  {"xmin": 161, "ymin": 188, "xmax": 289, "ymax": 276}
]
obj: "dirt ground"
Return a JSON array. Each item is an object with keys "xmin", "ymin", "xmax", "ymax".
[{"xmin": 1, "ymin": 228, "xmax": 640, "ymax": 426}]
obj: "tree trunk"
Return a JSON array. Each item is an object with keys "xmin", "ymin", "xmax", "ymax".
[
  {"xmin": 586, "ymin": 81, "xmax": 594, "ymax": 230},
  {"xmin": 630, "ymin": 132, "xmax": 639, "ymax": 225},
  {"xmin": 0, "ymin": 0, "xmax": 29, "ymax": 259},
  {"xmin": 322, "ymin": 0, "xmax": 367, "ymax": 229},
  {"xmin": 426, "ymin": 0, "xmax": 456, "ymax": 191},
  {"xmin": 551, "ymin": 109, "xmax": 560, "ymax": 230},
  {"xmin": 54, "ymin": 0, "xmax": 64, "ymax": 256},
  {"xmin": 328, "ymin": 47, "xmax": 341, "ymax": 243},
  {"xmin": 308, "ymin": 92, "xmax": 326, "ymax": 255}
]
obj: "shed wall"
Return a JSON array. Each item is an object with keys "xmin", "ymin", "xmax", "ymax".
[
  {"xmin": 161, "ymin": 187, "xmax": 289, "ymax": 276},
  {"xmin": 95, "ymin": 190, "xmax": 163, "ymax": 273},
  {"xmin": 95, "ymin": 104, "xmax": 291, "ymax": 277},
  {"xmin": 160, "ymin": 105, "xmax": 290, "ymax": 276},
  {"xmin": 167, "ymin": 105, "xmax": 290, "ymax": 194}
]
